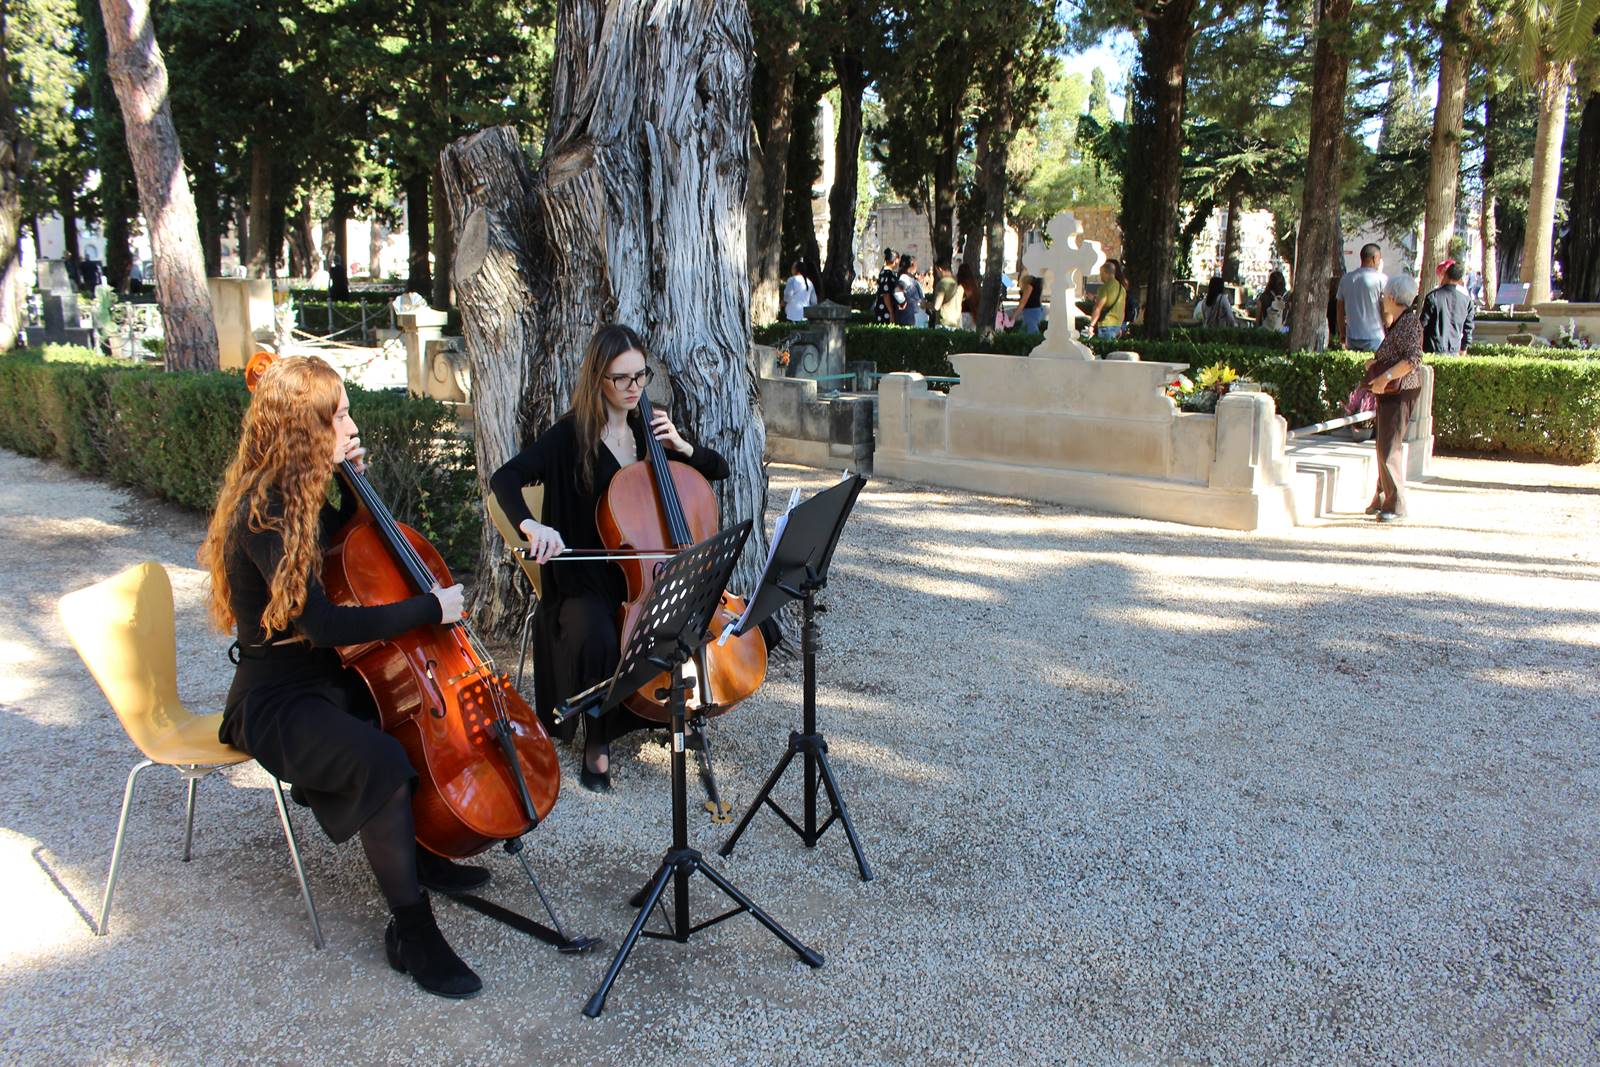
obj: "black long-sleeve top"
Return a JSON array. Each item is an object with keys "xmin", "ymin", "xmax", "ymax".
[
  {"xmin": 1420, "ymin": 283, "xmax": 1475, "ymax": 353},
  {"xmin": 227, "ymin": 483, "xmax": 442, "ymax": 656},
  {"xmin": 489, "ymin": 411, "xmax": 729, "ymax": 608}
]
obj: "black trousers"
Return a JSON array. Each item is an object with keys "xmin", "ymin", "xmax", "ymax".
[{"xmin": 1372, "ymin": 389, "xmax": 1419, "ymax": 516}]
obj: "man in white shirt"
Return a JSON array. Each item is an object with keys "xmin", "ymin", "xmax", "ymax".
[{"xmin": 1337, "ymin": 243, "xmax": 1388, "ymax": 351}]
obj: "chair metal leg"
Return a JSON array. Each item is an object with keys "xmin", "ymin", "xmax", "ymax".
[
  {"xmin": 99, "ymin": 758, "xmax": 156, "ymax": 936},
  {"xmin": 181, "ymin": 774, "xmax": 199, "ymax": 862},
  {"xmin": 271, "ymin": 777, "xmax": 325, "ymax": 950},
  {"xmin": 514, "ymin": 600, "xmax": 536, "ymax": 691}
]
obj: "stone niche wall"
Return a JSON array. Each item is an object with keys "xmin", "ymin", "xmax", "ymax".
[{"xmin": 875, "ymin": 353, "xmax": 1302, "ymax": 531}]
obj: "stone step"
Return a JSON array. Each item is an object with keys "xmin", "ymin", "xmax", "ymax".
[{"xmin": 1286, "ymin": 437, "xmax": 1382, "ymax": 517}]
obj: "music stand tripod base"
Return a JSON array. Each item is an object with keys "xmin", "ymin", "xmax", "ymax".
[
  {"xmin": 579, "ymin": 523, "xmax": 824, "ymax": 1019},
  {"xmin": 717, "ymin": 474, "xmax": 874, "ymax": 882}
]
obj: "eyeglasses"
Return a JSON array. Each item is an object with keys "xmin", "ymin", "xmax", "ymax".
[{"xmin": 604, "ymin": 368, "xmax": 653, "ymax": 390}]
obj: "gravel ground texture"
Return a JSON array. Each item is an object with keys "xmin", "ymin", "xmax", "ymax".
[{"xmin": 2, "ymin": 447, "xmax": 1598, "ymax": 1066}]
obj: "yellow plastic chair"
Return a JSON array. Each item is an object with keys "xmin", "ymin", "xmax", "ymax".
[
  {"xmin": 487, "ymin": 485, "xmax": 545, "ymax": 689},
  {"xmin": 58, "ymin": 561, "xmax": 324, "ymax": 948}
]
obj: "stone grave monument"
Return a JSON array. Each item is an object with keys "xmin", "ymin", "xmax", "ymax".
[
  {"xmin": 33, "ymin": 260, "xmax": 95, "ymax": 348},
  {"xmin": 1020, "ymin": 213, "xmax": 1105, "ymax": 360}
]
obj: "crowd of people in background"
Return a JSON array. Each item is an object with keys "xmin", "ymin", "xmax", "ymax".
[{"xmin": 794, "ymin": 239, "xmax": 1484, "ymax": 355}]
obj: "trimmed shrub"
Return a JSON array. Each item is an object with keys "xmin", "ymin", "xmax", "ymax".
[
  {"xmin": 0, "ymin": 347, "xmax": 479, "ymax": 564},
  {"xmin": 754, "ymin": 323, "xmax": 1038, "ymax": 378}
]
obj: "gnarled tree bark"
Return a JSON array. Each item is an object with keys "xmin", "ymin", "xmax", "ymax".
[
  {"xmin": 98, "ymin": 0, "xmax": 218, "ymax": 371},
  {"xmin": 443, "ymin": 0, "xmax": 766, "ymax": 637},
  {"xmin": 1419, "ymin": 0, "xmax": 1469, "ymax": 287}
]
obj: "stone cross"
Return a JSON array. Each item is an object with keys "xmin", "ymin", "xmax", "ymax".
[{"xmin": 1021, "ymin": 211, "xmax": 1106, "ymax": 360}]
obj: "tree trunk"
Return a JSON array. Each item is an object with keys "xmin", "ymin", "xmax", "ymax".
[
  {"xmin": 59, "ymin": 181, "xmax": 81, "ymax": 263},
  {"xmin": 428, "ymin": 5, "xmax": 451, "ymax": 309},
  {"xmin": 197, "ymin": 190, "xmax": 221, "ymax": 277},
  {"xmin": 330, "ymin": 186, "xmax": 351, "ymax": 299},
  {"xmin": 443, "ymin": 0, "xmax": 767, "ymax": 635},
  {"xmin": 1480, "ymin": 93, "xmax": 1498, "ymax": 307},
  {"xmin": 1220, "ymin": 176, "xmax": 1242, "ymax": 282},
  {"xmin": 1561, "ymin": 92, "xmax": 1600, "ymax": 303},
  {"xmin": 246, "ymin": 142, "xmax": 272, "ymax": 278},
  {"xmin": 976, "ymin": 60, "xmax": 1015, "ymax": 339},
  {"xmin": 405, "ymin": 170, "xmax": 431, "ymax": 295},
  {"xmin": 1419, "ymin": 0, "xmax": 1468, "ymax": 287},
  {"xmin": 99, "ymin": 0, "xmax": 218, "ymax": 370},
  {"xmin": 286, "ymin": 198, "xmax": 315, "ymax": 278},
  {"xmin": 746, "ymin": 34, "xmax": 800, "ymax": 324},
  {"xmin": 1141, "ymin": 0, "xmax": 1197, "ymax": 338},
  {"xmin": 1287, "ymin": 0, "xmax": 1354, "ymax": 352},
  {"xmin": 961, "ymin": 132, "xmax": 988, "ymax": 273},
  {"xmin": 821, "ymin": 52, "xmax": 865, "ymax": 300},
  {"xmin": 0, "ymin": 9, "xmax": 29, "ymax": 351},
  {"xmin": 431, "ymin": 162, "xmax": 452, "ymax": 307},
  {"xmin": 931, "ymin": 99, "xmax": 960, "ymax": 267},
  {"xmin": 369, "ymin": 217, "xmax": 386, "ymax": 280},
  {"xmin": 1522, "ymin": 57, "xmax": 1570, "ymax": 303}
]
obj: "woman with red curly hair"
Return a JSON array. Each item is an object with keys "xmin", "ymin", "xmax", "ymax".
[{"xmin": 199, "ymin": 355, "xmax": 484, "ymax": 998}]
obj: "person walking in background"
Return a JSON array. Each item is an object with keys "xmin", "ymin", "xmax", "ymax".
[
  {"xmin": 931, "ymin": 261, "xmax": 962, "ymax": 330},
  {"xmin": 1363, "ymin": 273, "xmax": 1424, "ymax": 523},
  {"xmin": 1421, "ymin": 259, "xmax": 1475, "ymax": 354},
  {"xmin": 1087, "ymin": 259, "xmax": 1129, "ymax": 338},
  {"xmin": 1337, "ymin": 244, "xmax": 1388, "ymax": 350},
  {"xmin": 875, "ymin": 249, "xmax": 900, "ymax": 325},
  {"xmin": 782, "ymin": 260, "xmax": 817, "ymax": 323},
  {"xmin": 1256, "ymin": 270, "xmax": 1289, "ymax": 332},
  {"xmin": 956, "ymin": 262, "xmax": 979, "ymax": 331},
  {"xmin": 1197, "ymin": 276, "xmax": 1238, "ymax": 328},
  {"xmin": 897, "ymin": 254, "xmax": 925, "ymax": 327},
  {"xmin": 1015, "ymin": 270, "xmax": 1044, "ymax": 333}
]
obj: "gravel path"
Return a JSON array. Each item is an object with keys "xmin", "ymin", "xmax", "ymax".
[{"xmin": 2, "ymin": 447, "xmax": 1597, "ymax": 1066}]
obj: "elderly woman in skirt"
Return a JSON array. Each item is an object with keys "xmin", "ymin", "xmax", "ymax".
[{"xmin": 1362, "ymin": 273, "xmax": 1424, "ymax": 523}]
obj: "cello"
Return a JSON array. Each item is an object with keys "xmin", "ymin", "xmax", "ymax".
[
  {"xmin": 245, "ymin": 353, "xmax": 559, "ymax": 859},
  {"xmin": 597, "ymin": 388, "xmax": 767, "ymax": 723}
]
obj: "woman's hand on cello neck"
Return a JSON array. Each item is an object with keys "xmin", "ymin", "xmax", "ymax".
[
  {"xmin": 339, "ymin": 434, "xmax": 369, "ymax": 474},
  {"xmin": 650, "ymin": 411, "xmax": 694, "ymax": 458},
  {"xmin": 431, "ymin": 582, "xmax": 466, "ymax": 624},
  {"xmin": 519, "ymin": 519, "xmax": 568, "ymax": 564}
]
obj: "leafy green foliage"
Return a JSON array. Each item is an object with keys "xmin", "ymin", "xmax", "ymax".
[{"xmin": 0, "ymin": 349, "xmax": 480, "ymax": 563}]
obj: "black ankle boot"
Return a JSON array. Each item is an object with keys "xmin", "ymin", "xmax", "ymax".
[
  {"xmin": 416, "ymin": 848, "xmax": 491, "ymax": 895},
  {"xmin": 385, "ymin": 894, "xmax": 483, "ymax": 999}
]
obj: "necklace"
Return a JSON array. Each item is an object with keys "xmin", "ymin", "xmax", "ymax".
[{"xmin": 603, "ymin": 423, "xmax": 635, "ymax": 461}]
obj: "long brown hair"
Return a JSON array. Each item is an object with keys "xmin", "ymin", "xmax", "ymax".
[
  {"xmin": 199, "ymin": 355, "xmax": 344, "ymax": 636},
  {"xmin": 570, "ymin": 323, "xmax": 649, "ymax": 494}
]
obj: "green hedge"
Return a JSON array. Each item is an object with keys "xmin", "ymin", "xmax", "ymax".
[
  {"xmin": 755, "ymin": 323, "xmax": 1039, "ymax": 377},
  {"xmin": 0, "ymin": 346, "xmax": 478, "ymax": 563},
  {"xmin": 1090, "ymin": 339, "xmax": 1600, "ymax": 461},
  {"xmin": 755, "ymin": 324, "xmax": 1600, "ymax": 460}
]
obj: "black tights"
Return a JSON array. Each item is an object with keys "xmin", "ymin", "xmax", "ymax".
[{"xmin": 359, "ymin": 783, "xmax": 422, "ymax": 910}]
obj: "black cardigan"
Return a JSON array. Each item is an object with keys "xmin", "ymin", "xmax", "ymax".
[{"xmin": 488, "ymin": 411, "xmax": 729, "ymax": 607}]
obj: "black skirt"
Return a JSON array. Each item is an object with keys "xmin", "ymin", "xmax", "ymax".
[{"xmin": 220, "ymin": 648, "xmax": 416, "ymax": 844}]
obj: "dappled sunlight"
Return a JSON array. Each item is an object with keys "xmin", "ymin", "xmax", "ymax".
[
  {"xmin": 0, "ymin": 830, "xmax": 96, "ymax": 971},
  {"xmin": 1117, "ymin": 606, "xmax": 1255, "ymax": 635},
  {"xmin": 824, "ymin": 737, "xmax": 960, "ymax": 787},
  {"xmin": 862, "ymin": 566, "xmax": 1002, "ymax": 603},
  {"xmin": 0, "ymin": 641, "xmax": 43, "ymax": 709}
]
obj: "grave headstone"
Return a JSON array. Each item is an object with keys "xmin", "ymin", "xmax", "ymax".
[
  {"xmin": 33, "ymin": 259, "xmax": 96, "ymax": 348},
  {"xmin": 1021, "ymin": 212, "xmax": 1104, "ymax": 360}
]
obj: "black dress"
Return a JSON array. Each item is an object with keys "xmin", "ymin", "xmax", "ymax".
[
  {"xmin": 488, "ymin": 412, "xmax": 729, "ymax": 741},
  {"xmin": 218, "ymin": 487, "xmax": 442, "ymax": 843}
]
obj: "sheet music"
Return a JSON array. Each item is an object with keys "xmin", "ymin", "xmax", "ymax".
[{"xmin": 721, "ymin": 486, "xmax": 801, "ymax": 644}]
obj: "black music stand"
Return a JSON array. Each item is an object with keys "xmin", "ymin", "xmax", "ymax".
[
  {"xmin": 718, "ymin": 473, "xmax": 873, "ymax": 881},
  {"xmin": 557, "ymin": 522, "xmax": 823, "ymax": 1019}
]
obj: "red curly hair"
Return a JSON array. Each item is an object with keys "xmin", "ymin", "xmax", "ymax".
[{"xmin": 199, "ymin": 355, "xmax": 343, "ymax": 635}]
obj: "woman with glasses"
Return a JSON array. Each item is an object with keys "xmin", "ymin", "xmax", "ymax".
[{"xmin": 489, "ymin": 324, "xmax": 729, "ymax": 792}]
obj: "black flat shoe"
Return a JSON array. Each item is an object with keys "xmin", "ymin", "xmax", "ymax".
[
  {"xmin": 386, "ymin": 894, "xmax": 482, "ymax": 999},
  {"xmin": 1364, "ymin": 502, "xmax": 1384, "ymax": 515},
  {"xmin": 579, "ymin": 766, "xmax": 613, "ymax": 793},
  {"xmin": 416, "ymin": 848, "xmax": 491, "ymax": 895},
  {"xmin": 288, "ymin": 783, "xmax": 311, "ymax": 808}
]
